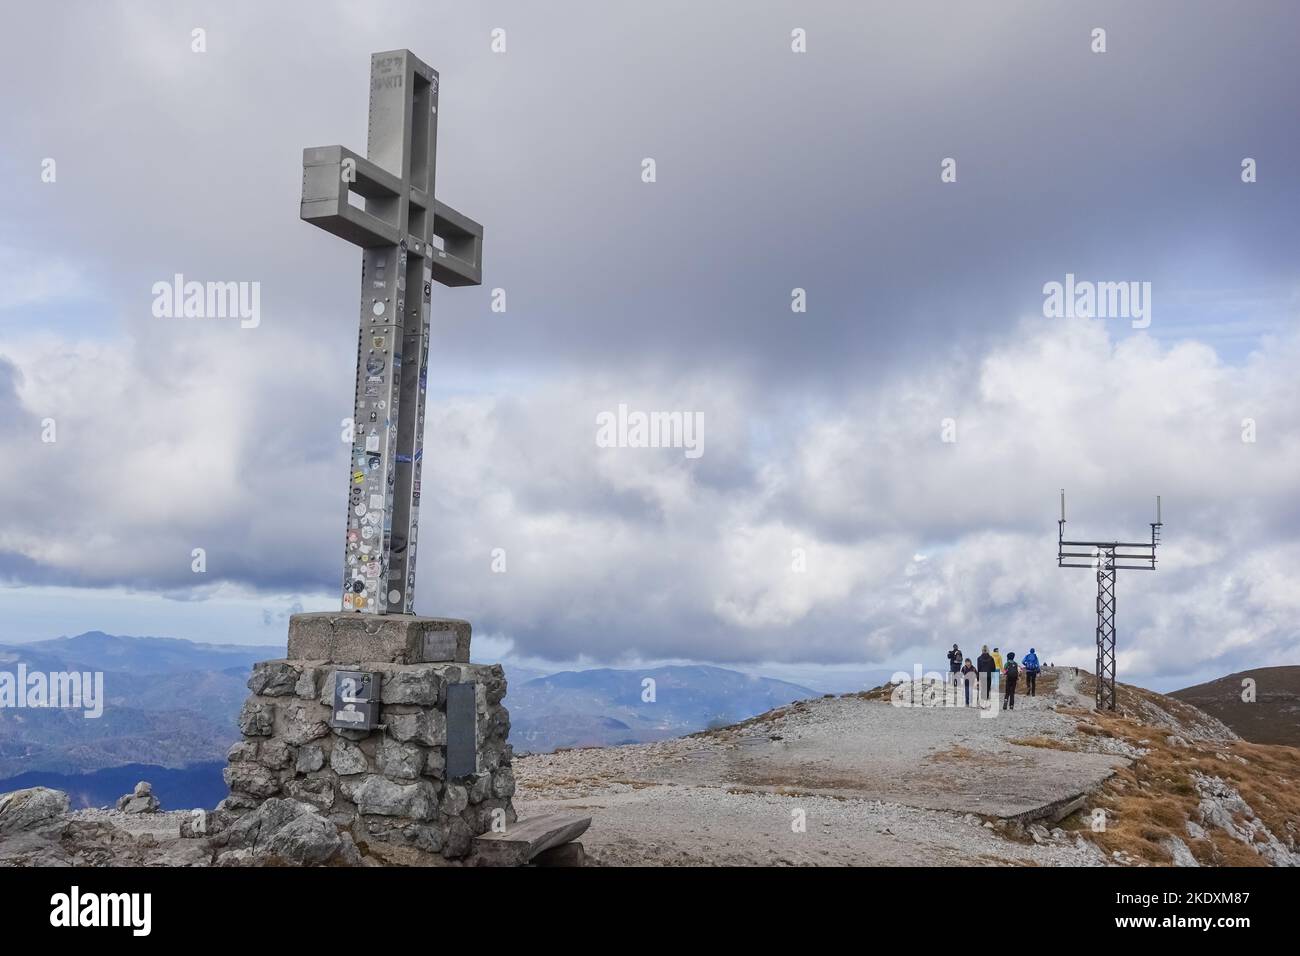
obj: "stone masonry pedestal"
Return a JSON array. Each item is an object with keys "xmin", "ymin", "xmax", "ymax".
[{"xmin": 221, "ymin": 613, "xmax": 515, "ymax": 861}]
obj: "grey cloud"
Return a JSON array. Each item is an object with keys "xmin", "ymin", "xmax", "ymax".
[
  {"xmin": 0, "ymin": 2, "xmax": 1297, "ymax": 688},
  {"xmin": 3, "ymin": 1, "xmax": 1298, "ymax": 386}
]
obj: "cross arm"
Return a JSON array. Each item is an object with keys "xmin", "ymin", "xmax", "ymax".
[
  {"xmin": 300, "ymin": 145, "xmax": 402, "ymax": 248},
  {"xmin": 301, "ymin": 145, "xmax": 483, "ymax": 286},
  {"xmin": 431, "ymin": 200, "xmax": 483, "ymax": 287}
]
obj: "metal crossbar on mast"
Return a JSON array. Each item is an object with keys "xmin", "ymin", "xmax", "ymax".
[{"xmin": 1057, "ymin": 491, "xmax": 1162, "ymax": 710}]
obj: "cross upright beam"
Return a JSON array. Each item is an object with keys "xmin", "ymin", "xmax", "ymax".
[
  {"xmin": 1056, "ymin": 491, "xmax": 1162, "ymax": 709},
  {"xmin": 300, "ymin": 50, "xmax": 483, "ymax": 615}
]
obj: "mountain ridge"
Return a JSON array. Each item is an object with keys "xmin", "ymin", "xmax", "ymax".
[
  {"xmin": 1171, "ymin": 665, "xmax": 1300, "ymax": 748},
  {"xmin": 509, "ymin": 663, "xmax": 816, "ymax": 752},
  {"xmin": 0, "ymin": 631, "xmax": 819, "ymax": 777}
]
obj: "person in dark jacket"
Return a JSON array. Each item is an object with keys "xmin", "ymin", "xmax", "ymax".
[
  {"xmin": 959, "ymin": 658, "xmax": 977, "ymax": 706},
  {"xmin": 947, "ymin": 643, "xmax": 963, "ymax": 689},
  {"xmin": 976, "ymin": 645, "xmax": 995, "ymax": 704},
  {"xmin": 1022, "ymin": 648, "xmax": 1040, "ymax": 696},
  {"xmin": 1002, "ymin": 652, "xmax": 1020, "ymax": 710}
]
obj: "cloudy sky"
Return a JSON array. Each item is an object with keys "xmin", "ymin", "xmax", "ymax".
[{"xmin": 1, "ymin": 1, "xmax": 1297, "ymax": 692}]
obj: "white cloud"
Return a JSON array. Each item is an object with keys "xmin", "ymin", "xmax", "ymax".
[
  {"xmin": 1, "ymin": 0, "xmax": 1298, "ymax": 689},
  {"xmin": 2, "ymin": 308, "xmax": 1298, "ymax": 689}
]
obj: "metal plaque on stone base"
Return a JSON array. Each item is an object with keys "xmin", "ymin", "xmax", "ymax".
[
  {"xmin": 446, "ymin": 682, "xmax": 478, "ymax": 778},
  {"xmin": 329, "ymin": 670, "xmax": 381, "ymax": 730}
]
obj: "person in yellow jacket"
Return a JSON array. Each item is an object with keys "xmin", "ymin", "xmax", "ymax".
[{"xmin": 991, "ymin": 647, "xmax": 1004, "ymax": 671}]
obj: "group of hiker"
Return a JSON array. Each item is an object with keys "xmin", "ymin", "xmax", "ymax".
[{"xmin": 945, "ymin": 643, "xmax": 1043, "ymax": 710}]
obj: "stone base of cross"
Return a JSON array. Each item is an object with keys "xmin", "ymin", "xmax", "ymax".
[
  {"xmin": 299, "ymin": 50, "xmax": 482, "ymax": 616},
  {"xmin": 221, "ymin": 610, "xmax": 517, "ymax": 860}
]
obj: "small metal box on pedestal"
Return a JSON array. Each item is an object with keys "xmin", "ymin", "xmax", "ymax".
[{"xmin": 328, "ymin": 671, "xmax": 381, "ymax": 731}]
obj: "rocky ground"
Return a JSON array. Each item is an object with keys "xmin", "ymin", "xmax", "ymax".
[
  {"xmin": 0, "ymin": 787, "xmax": 364, "ymax": 867},
  {"xmin": 515, "ymin": 668, "xmax": 1298, "ymax": 866},
  {"xmin": 2, "ymin": 667, "xmax": 1294, "ymax": 867}
]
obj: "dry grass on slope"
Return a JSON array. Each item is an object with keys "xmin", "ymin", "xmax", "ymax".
[
  {"xmin": 1074, "ymin": 671, "xmax": 1238, "ymax": 742},
  {"xmin": 1061, "ymin": 705, "xmax": 1300, "ymax": 866}
]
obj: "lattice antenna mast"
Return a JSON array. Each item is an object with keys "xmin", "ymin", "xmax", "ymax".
[{"xmin": 1056, "ymin": 491, "xmax": 1162, "ymax": 710}]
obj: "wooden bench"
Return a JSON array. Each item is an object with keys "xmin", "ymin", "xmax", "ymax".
[{"xmin": 473, "ymin": 813, "xmax": 591, "ymax": 867}]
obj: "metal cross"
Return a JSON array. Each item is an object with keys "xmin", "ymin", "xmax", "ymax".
[{"xmin": 300, "ymin": 50, "xmax": 483, "ymax": 615}]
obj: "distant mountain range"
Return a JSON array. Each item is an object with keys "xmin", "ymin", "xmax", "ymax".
[
  {"xmin": 0, "ymin": 633, "xmax": 280, "ymax": 781},
  {"xmin": 0, "ymin": 631, "xmax": 817, "ymax": 806},
  {"xmin": 14, "ymin": 631, "xmax": 285, "ymax": 674},
  {"xmin": 1171, "ymin": 666, "xmax": 1300, "ymax": 748},
  {"xmin": 508, "ymin": 665, "xmax": 816, "ymax": 753}
]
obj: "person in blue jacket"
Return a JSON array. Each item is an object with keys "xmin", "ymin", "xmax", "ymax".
[{"xmin": 1022, "ymin": 647, "xmax": 1040, "ymax": 696}]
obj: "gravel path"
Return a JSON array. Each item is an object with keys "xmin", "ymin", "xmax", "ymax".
[
  {"xmin": 514, "ymin": 667, "xmax": 1132, "ymax": 865},
  {"xmin": 517, "ymin": 784, "xmax": 1109, "ymax": 866}
]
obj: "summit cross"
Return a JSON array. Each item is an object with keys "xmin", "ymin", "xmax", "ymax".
[{"xmin": 299, "ymin": 49, "xmax": 483, "ymax": 615}]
